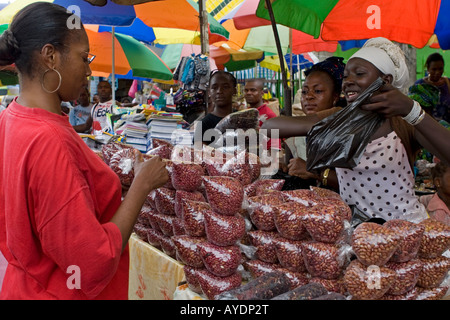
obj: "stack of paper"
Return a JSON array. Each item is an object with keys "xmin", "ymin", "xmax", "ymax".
[
  {"xmin": 147, "ymin": 112, "xmax": 184, "ymax": 144},
  {"xmin": 122, "ymin": 120, "xmax": 151, "ymax": 152}
]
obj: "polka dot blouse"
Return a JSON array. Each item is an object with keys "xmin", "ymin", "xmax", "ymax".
[{"xmin": 336, "ymin": 131, "xmax": 428, "ymax": 222}]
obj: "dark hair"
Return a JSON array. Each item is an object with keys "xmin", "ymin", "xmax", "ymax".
[
  {"xmin": 425, "ymin": 53, "xmax": 445, "ymax": 69},
  {"xmin": 431, "ymin": 161, "xmax": 449, "ymax": 181},
  {"xmin": 304, "ymin": 56, "xmax": 346, "ymax": 95},
  {"xmin": 209, "ymin": 70, "xmax": 237, "ymax": 88},
  {"xmin": 245, "ymin": 78, "xmax": 265, "ymax": 90},
  {"xmin": 0, "ymin": 2, "xmax": 79, "ymax": 77},
  {"xmin": 97, "ymin": 80, "xmax": 112, "ymax": 88}
]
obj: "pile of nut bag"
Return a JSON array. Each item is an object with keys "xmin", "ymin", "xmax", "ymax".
[{"xmin": 97, "ymin": 109, "xmax": 450, "ymax": 301}]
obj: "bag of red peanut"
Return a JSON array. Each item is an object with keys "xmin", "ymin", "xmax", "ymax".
[
  {"xmin": 145, "ymin": 189, "xmax": 157, "ymax": 211},
  {"xmin": 219, "ymin": 152, "xmax": 253, "ymax": 186},
  {"xmin": 385, "ymin": 259, "xmax": 423, "ymax": 295},
  {"xmin": 310, "ymin": 186, "xmax": 342, "ymax": 200},
  {"xmin": 161, "ymin": 159, "xmax": 175, "ymax": 189},
  {"xmin": 202, "ymin": 176, "xmax": 244, "ymax": 216},
  {"xmin": 203, "ymin": 210, "xmax": 246, "ymax": 246},
  {"xmin": 198, "ymin": 242, "xmax": 242, "ymax": 277},
  {"xmin": 181, "ymin": 200, "xmax": 211, "ymax": 237},
  {"xmin": 273, "ymin": 237, "xmax": 308, "ymax": 273},
  {"xmin": 417, "ymin": 218, "xmax": 450, "ymax": 259},
  {"xmin": 415, "ymin": 286, "xmax": 449, "ymax": 300},
  {"xmin": 302, "ymin": 241, "xmax": 352, "ymax": 280},
  {"xmin": 384, "ymin": 219, "xmax": 425, "ymax": 263},
  {"xmin": 243, "ymin": 259, "xmax": 280, "ymax": 279},
  {"xmin": 171, "ymin": 161, "xmax": 205, "ymax": 192},
  {"xmin": 172, "ymin": 217, "xmax": 185, "ymax": 236},
  {"xmin": 101, "ymin": 141, "xmax": 134, "ymax": 165},
  {"xmin": 174, "ymin": 190, "xmax": 205, "ymax": 218},
  {"xmin": 300, "ymin": 203, "xmax": 352, "ymax": 244},
  {"xmin": 343, "ymin": 259, "xmax": 397, "ymax": 300},
  {"xmin": 416, "ymin": 256, "xmax": 450, "ymax": 288},
  {"xmin": 244, "ymin": 179, "xmax": 285, "ymax": 199},
  {"xmin": 281, "ymin": 189, "xmax": 318, "ymax": 206},
  {"xmin": 309, "ymin": 277, "xmax": 346, "ymax": 295},
  {"xmin": 247, "ymin": 194, "xmax": 284, "ymax": 231},
  {"xmin": 152, "ymin": 212, "xmax": 176, "ymax": 236},
  {"xmin": 183, "ymin": 265, "xmax": 203, "ymax": 294},
  {"xmin": 172, "ymin": 235, "xmax": 206, "ymax": 268},
  {"xmin": 160, "ymin": 235, "xmax": 176, "ymax": 258},
  {"xmin": 196, "ymin": 269, "xmax": 242, "ymax": 300},
  {"xmin": 146, "ymin": 228, "xmax": 164, "ymax": 248},
  {"xmin": 108, "ymin": 147, "xmax": 138, "ymax": 187},
  {"xmin": 273, "ymin": 202, "xmax": 310, "ymax": 241},
  {"xmin": 247, "ymin": 230, "xmax": 279, "ymax": 264},
  {"xmin": 154, "ymin": 187, "xmax": 176, "ymax": 216},
  {"xmin": 146, "ymin": 145, "xmax": 172, "ymax": 160},
  {"xmin": 352, "ymin": 222, "xmax": 402, "ymax": 266}
]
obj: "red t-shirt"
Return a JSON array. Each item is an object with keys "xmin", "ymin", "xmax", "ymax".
[
  {"xmin": 0, "ymin": 99, "xmax": 127, "ymax": 299},
  {"xmin": 257, "ymin": 104, "xmax": 281, "ymax": 150}
]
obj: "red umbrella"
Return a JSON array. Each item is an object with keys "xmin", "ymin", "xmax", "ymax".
[
  {"xmin": 219, "ymin": 0, "xmax": 339, "ymax": 54},
  {"xmin": 254, "ymin": 0, "xmax": 449, "ymax": 49}
]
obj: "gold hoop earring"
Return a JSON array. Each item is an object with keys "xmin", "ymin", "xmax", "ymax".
[{"xmin": 41, "ymin": 68, "xmax": 62, "ymax": 94}]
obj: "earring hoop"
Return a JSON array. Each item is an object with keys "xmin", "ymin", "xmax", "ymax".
[{"xmin": 41, "ymin": 68, "xmax": 62, "ymax": 94}]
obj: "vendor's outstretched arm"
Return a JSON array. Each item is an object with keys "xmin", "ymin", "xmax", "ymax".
[
  {"xmin": 413, "ymin": 114, "xmax": 450, "ymax": 166},
  {"xmin": 261, "ymin": 115, "xmax": 319, "ymax": 139}
]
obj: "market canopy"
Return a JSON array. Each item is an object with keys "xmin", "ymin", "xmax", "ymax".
[{"xmin": 254, "ymin": 0, "xmax": 450, "ymax": 49}]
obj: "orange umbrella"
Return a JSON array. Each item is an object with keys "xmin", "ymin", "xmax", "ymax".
[{"xmin": 85, "ymin": 28, "xmax": 173, "ymax": 81}]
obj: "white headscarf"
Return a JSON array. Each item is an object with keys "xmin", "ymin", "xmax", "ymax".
[{"xmin": 349, "ymin": 37, "xmax": 409, "ymax": 89}]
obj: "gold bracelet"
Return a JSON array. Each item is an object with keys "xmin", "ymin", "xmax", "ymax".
[{"xmin": 322, "ymin": 168, "xmax": 330, "ymax": 186}]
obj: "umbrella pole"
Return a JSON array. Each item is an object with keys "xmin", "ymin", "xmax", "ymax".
[
  {"xmin": 112, "ymin": 26, "xmax": 116, "ymax": 107},
  {"xmin": 264, "ymin": 0, "xmax": 291, "ymax": 116},
  {"xmin": 198, "ymin": 0, "xmax": 209, "ymax": 55}
]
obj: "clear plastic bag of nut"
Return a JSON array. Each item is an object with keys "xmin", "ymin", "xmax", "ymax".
[
  {"xmin": 417, "ymin": 218, "xmax": 450, "ymax": 259},
  {"xmin": 351, "ymin": 222, "xmax": 402, "ymax": 266},
  {"xmin": 299, "ymin": 203, "xmax": 354, "ymax": 244},
  {"xmin": 343, "ymin": 259, "xmax": 397, "ymax": 300},
  {"xmin": 302, "ymin": 241, "xmax": 353, "ymax": 280},
  {"xmin": 384, "ymin": 219, "xmax": 425, "ymax": 263}
]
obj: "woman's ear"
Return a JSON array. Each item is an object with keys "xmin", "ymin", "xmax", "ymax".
[
  {"xmin": 434, "ymin": 176, "xmax": 442, "ymax": 188},
  {"xmin": 381, "ymin": 74, "xmax": 394, "ymax": 85},
  {"xmin": 40, "ymin": 44, "xmax": 57, "ymax": 68}
]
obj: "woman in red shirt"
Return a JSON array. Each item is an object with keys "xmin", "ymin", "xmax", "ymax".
[{"xmin": 0, "ymin": 2, "xmax": 168, "ymax": 299}]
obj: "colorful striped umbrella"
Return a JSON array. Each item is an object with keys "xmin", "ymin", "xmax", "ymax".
[
  {"xmin": 85, "ymin": 28, "xmax": 173, "ymax": 80},
  {"xmin": 254, "ymin": 0, "xmax": 450, "ymax": 49},
  {"xmin": 0, "ymin": 23, "xmax": 173, "ymax": 81},
  {"xmin": 0, "ymin": 0, "xmax": 229, "ymax": 43}
]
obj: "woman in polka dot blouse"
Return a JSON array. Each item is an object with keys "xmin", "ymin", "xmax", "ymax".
[{"xmin": 262, "ymin": 37, "xmax": 450, "ymax": 223}]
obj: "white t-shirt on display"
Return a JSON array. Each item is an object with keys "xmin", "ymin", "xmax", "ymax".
[{"xmin": 90, "ymin": 99, "xmax": 114, "ymax": 134}]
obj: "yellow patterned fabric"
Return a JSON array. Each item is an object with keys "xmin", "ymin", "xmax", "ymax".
[{"xmin": 128, "ymin": 234, "xmax": 185, "ymax": 300}]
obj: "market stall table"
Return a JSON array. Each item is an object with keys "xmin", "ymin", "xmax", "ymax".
[{"xmin": 128, "ymin": 233, "xmax": 185, "ymax": 300}]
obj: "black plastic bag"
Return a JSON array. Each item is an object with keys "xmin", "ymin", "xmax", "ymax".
[{"xmin": 306, "ymin": 77, "xmax": 385, "ymax": 174}]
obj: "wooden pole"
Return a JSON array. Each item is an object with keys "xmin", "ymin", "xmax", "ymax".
[
  {"xmin": 264, "ymin": 0, "xmax": 291, "ymax": 116},
  {"xmin": 198, "ymin": 0, "xmax": 209, "ymax": 55}
]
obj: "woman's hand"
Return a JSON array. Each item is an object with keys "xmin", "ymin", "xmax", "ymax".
[
  {"xmin": 288, "ymin": 158, "xmax": 320, "ymax": 180},
  {"xmin": 361, "ymin": 83, "xmax": 414, "ymax": 118},
  {"xmin": 133, "ymin": 152, "xmax": 169, "ymax": 193}
]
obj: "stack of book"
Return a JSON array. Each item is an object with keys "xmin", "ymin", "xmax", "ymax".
[
  {"xmin": 147, "ymin": 111, "xmax": 185, "ymax": 146},
  {"xmin": 121, "ymin": 120, "xmax": 151, "ymax": 153}
]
